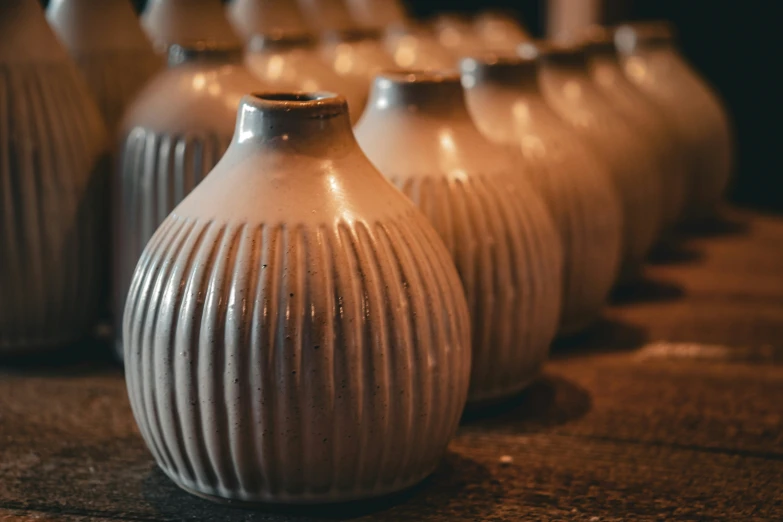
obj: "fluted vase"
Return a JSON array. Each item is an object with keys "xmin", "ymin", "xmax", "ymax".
[
  {"xmin": 47, "ymin": 0, "xmax": 162, "ymax": 132},
  {"xmin": 113, "ymin": 44, "xmax": 265, "ymax": 359},
  {"xmin": 0, "ymin": 0, "xmax": 108, "ymax": 352},
  {"xmin": 124, "ymin": 92, "xmax": 471, "ymax": 503},
  {"xmin": 533, "ymin": 41, "xmax": 663, "ymax": 281},
  {"xmin": 462, "ymin": 55, "xmax": 622, "ymax": 336},
  {"xmin": 355, "ymin": 72, "xmax": 563, "ymax": 402}
]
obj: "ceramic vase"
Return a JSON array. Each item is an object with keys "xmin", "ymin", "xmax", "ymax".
[
  {"xmin": 384, "ymin": 22, "xmax": 457, "ymax": 71},
  {"xmin": 432, "ymin": 14, "xmax": 486, "ymax": 60},
  {"xmin": 124, "ymin": 92, "xmax": 471, "ymax": 504},
  {"xmin": 532, "ymin": 41, "xmax": 662, "ymax": 281},
  {"xmin": 345, "ymin": 0, "xmax": 407, "ymax": 30},
  {"xmin": 461, "ymin": 55, "xmax": 623, "ymax": 336},
  {"xmin": 142, "ymin": 0, "xmax": 242, "ymax": 53},
  {"xmin": 319, "ymin": 29, "xmax": 396, "ymax": 92},
  {"xmin": 583, "ymin": 26, "xmax": 687, "ymax": 229},
  {"xmin": 233, "ymin": 0, "xmax": 368, "ymax": 122},
  {"xmin": 298, "ymin": 0, "xmax": 356, "ymax": 32},
  {"xmin": 0, "ymin": 0, "xmax": 108, "ymax": 352},
  {"xmin": 473, "ymin": 11, "xmax": 531, "ymax": 52},
  {"xmin": 616, "ymin": 22, "xmax": 733, "ymax": 222},
  {"xmin": 113, "ymin": 44, "xmax": 266, "ymax": 359},
  {"xmin": 47, "ymin": 0, "xmax": 163, "ymax": 133},
  {"xmin": 355, "ymin": 72, "xmax": 563, "ymax": 402}
]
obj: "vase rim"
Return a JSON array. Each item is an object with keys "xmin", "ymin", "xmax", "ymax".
[
  {"xmin": 240, "ymin": 91, "xmax": 347, "ymax": 117},
  {"xmin": 167, "ymin": 41, "xmax": 243, "ymax": 66}
]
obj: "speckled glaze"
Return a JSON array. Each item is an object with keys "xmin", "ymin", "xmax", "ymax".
[
  {"xmin": 320, "ymin": 29, "xmax": 396, "ymax": 92},
  {"xmin": 0, "ymin": 0, "xmax": 108, "ymax": 352},
  {"xmin": 461, "ymin": 55, "xmax": 622, "ymax": 336},
  {"xmin": 583, "ymin": 26, "xmax": 687, "ymax": 229},
  {"xmin": 384, "ymin": 22, "xmax": 457, "ymax": 71},
  {"xmin": 355, "ymin": 72, "xmax": 563, "ymax": 402},
  {"xmin": 234, "ymin": 0, "xmax": 368, "ymax": 123},
  {"xmin": 142, "ymin": 0, "xmax": 242, "ymax": 53},
  {"xmin": 113, "ymin": 45, "xmax": 266, "ymax": 360},
  {"xmin": 124, "ymin": 92, "xmax": 471, "ymax": 504},
  {"xmin": 473, "ymin": 11, "xmax": 531, "ymax": 53},
  {"xmin": 532, "ymin": 41, "xmax": 662, "ymax": 281},
  {"xmin": 47, "ymin": 0, "xmax": 162, "ymax": 132},
  {"xmin": 345, "ymin": 0, "xmax": 407, "ymax": 30},
  {"xmin": 616, "ymin": 22, "xmax": 733, "ymax": 222}
]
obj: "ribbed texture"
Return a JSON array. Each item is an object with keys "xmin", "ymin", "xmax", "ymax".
[
  {"xmin": 114, "ymin": 129, "xmax": 230, "ymax": 353},
  {"xmin": 513, "ymin": 139, "xmax": 622, "ymax": 336},
  {"xmin": 75, "ymin": 52, "xmax": 162, "ymax": 131},
  {"xmin": 541, "ymin": 76, "xmax": 663, "ymax": 279},
  {"xmin": 393, "ymin": 173, "xmax": 562, "ymax": 402},
  {"xmin": 0, "ymin": 63, "xmax": 106, "ymax": 351},
  {"xmin": 124, "ymin": 211, "xmax": 471, "ymax": 503}
]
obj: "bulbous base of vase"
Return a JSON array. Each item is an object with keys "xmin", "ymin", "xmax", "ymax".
[{"xmin": 165, "ymin": 464, "xmax": 437, "ymax": 505}]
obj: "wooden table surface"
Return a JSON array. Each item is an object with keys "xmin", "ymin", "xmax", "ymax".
[{"xmin": 1, "ymin": 207, "xmax": 782, "ymax": 521}]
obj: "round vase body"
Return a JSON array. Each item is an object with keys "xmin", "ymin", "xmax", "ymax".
[
  {"xmin": 246, "ymin": 35, "xmax": 368, "ymax": 124},
  {"xmin": 616, "ymin": 23, "xmax": 733, "ymax": 222},
  {"xmin": 462, "ymin": 56, "xmax": 622, "ymax": 336},
  {"xmin": 584, "ymin": 27, "xmax": 687, "ymax": 229},
  {"xmin": 0, "ymin": 0, "xmax": 108, "ymax": 352},
  {"xmin": 384, "ymin": 23, "xmax": 457, "ymax": 71},
  {"xmin": 319, "ymin": 29, "xmax": 396, "ymax": 94},
  {"xmin": 113, "ymin": 46, "xmax": 266, "ymax": 359},
  {"xmin": 473, "ymin": 11, "xmax": 531, "ymax": 52},
  {"xmin": 47, "ymin": 0, "xmax": 163, "ymax": 132},
  {"xmin": 142, "ymin": 0, "xmax": 242, "ymax": 53},
  {"xmin": 534, "ymin": 42, "xmax": 662, "ymax": 281},
  {"xmin": 345, "ymin": 0, "xmax": 407, "ymax": 30},
  {"xmin": 124, "ymin": 93, "xmax": 471, "ymax": 504},
  {"xmin": 355, "ymin": 72, "xmax": 563, "ymax": 402}
]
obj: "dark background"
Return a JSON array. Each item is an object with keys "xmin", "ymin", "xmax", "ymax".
[{"xmin": 69, "ymin": 0, "xmax": 783, "ymax": 212}]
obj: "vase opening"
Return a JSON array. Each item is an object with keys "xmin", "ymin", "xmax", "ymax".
[
  {"xmin": 368, "ymin": 70, "xmax": 468, "ymax": 114},
  {"xmin": 248, "ymin": 31, "xmax": 317, "ymax": 52},
  {"xmin": 615, "ymin": 22, "xmax": 676, "ymax": 54},
  {"xmin": 581, "ymin": 25, "xmax": 618, "ymax": 57}
]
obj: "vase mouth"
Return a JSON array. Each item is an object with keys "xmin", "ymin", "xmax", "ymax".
[
  {"xmin": 321, "ymin": 27, "xmax": 382, "ymax": 43},
  {"xmin": 460, "ymin": 53, "xmax": 539, "ymax": 89},
  {"xmin": 580, "ymin": 25, "xmax": 617, "ymax": 54},
  {"xmin": 461, "ymin": 52, "xmax": 536, "ymax": 69},
  {"xmin": 248, "ymin": 30, "xmax": 317, "ymax": 51},
  {"xmin": 242, "ymin": 91, "xmax": 348, "ymax": 118},
  {"xmin": 519, "ymin": 40, "xmax": 588, "ymax": 68},
  {"xmin": 167, "ymin": 41, "xmax": 244, "ymax": 67}
]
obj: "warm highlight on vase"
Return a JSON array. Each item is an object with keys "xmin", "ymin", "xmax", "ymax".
[
  {"xmin": 124, "ymin": 93, "xmax": 471, "ymax": 503},
  {"xmin": 0, "ymin": 0, "xmax": 108, "ymax": 352},
  {"xmin": 461, "ymin": 55, "xmax": 623, "ymax": 336},
  {"xmin": 113, "ymin": 45, "xmax": 264, "ymax": 358},
  {"xmin": 356, "ymin": 72, "xmax": 563, "ymax": 402}
]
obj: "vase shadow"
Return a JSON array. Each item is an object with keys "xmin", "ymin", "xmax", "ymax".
[{"xmin": 142, "ymin": 451, "xmax": 504, "ymax": 521}]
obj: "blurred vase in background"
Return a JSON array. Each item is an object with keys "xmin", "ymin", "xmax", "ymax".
[
  {"xmin": 142, "ymin": 0, "xmax": 242, "ymax": 53},
  {"xmin": 462, "ymin": 54, "xmax": 622, "ymax": 336},
  {"xmin": 355, "ymin": 71, "xmax": 563, "ymax": 402},
  {"xmin": 532, "ymin": 41, "xmax": 662, "ymax": 282},
  {"xmin": 0, "ymin": 0, "xmax": 108, "ymax": 353},
  {"xmin": 113, "ymin": 43, "xmax": 266, "ymax": 360},
  {"xmin": 616, "ymin": 22, "xmax": 733, "ymax": 223}
]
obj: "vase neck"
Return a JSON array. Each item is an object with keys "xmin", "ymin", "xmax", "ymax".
[
  {"xmin": 461, "ymin": 55, "xmax": 542, "ymax": 94},
  {"xmin": 230, "ymin": 93, "xmax": 357, "ymax": 155},
  {"xmin": 0, "ymin": 0, "xmax": 69, "ymax": 62},
  {"xmin": 364, "ymin": 71, "xmax": 472, "ymax": 119},
  {"xmin": 167, "ymin": 43, "xmax": 244, "ymax": 67},
  {"xmin": 527, "ymin": 40, "xmax": 590, "ymax": 75},
  {"xmin": 615, "ymin": 22, "xmax": 677, "ymax": 55}
]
